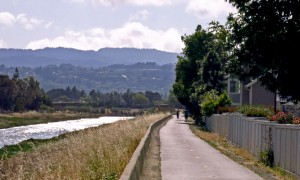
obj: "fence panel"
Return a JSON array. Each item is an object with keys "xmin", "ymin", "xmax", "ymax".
[
  {"xmin": 297, "ymin": 131, "xmax": 300, "ymax": 175},
  {"xmin": 205, "ymin": 113, "xmax": 300, "ymax": 176}
]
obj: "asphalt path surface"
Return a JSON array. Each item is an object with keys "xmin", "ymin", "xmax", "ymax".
[{"xmin": 160, "ymin": 115, "xmax": 263, "ymax": 180}]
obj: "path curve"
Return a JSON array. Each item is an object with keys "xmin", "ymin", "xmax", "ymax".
[{"xmin": 160, "ymin": 115, "xmax": 263, "ymax": 180}]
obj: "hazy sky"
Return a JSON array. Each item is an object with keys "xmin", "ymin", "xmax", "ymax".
[{"xmin": 0, "ymin": 0, "xmax": 236, "ymax": 53}]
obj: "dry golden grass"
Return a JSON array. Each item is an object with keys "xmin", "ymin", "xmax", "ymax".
[
  {"xmin": 0, "ymin": 112, "xmax": 169, "ymax": 180},
  {"xmin": 9, "ymin": 111, "xmax": 93, "ymax": 119},
  {"xmin": 0, "ymin": 110, "xmax": 97, "ymax": 119},
  {"xmin": 0, "ymin": 111, "xmax": 100, "ymax": 129},
  {"xmin": 189, "ymin": 124, "xmax": 299, "ymax": 180}
]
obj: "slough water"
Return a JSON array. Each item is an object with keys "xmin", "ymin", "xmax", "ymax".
[{"xmin": 0, "ymin": 116, "xmax": 134, "ymax": 148}]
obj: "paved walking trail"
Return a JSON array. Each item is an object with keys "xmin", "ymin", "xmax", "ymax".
[{"xmin": 160, "ymin": 115, "xmax": 263, "ymax": 180}]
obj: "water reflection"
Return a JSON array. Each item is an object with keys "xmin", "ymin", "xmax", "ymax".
[{"xmin": 0, "ymin": 116, "xmax": 134, "ymax": 148}]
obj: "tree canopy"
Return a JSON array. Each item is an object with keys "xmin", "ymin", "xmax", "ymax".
[
  {"xmin": 173, "ymin": 24, "xmax": 228, "ymax": 119},
  {"xmin": 0, "ymin": 69, "xmax": 51, "ymax": 112},
  {"xmin": 226, "ymin": 0, "xmax": 300, "ymax": 102}
]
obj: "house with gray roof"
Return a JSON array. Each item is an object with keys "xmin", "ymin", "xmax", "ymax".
[{"xmin": 225, "ymin": 75, "xmax": 276, "ymax": 107}]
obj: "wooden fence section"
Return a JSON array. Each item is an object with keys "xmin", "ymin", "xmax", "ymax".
[{"xmin": 205, "ymin": 113, "xmax": 300, "ymax": 176}]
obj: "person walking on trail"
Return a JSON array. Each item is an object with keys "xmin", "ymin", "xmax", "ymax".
[
  {"xmin": 176, "ymin": 109, "xmax": 180, "ymax": 119},
  {"xmin": 184, "ymin": 110, "xmax": 188, "ymax": 122}
]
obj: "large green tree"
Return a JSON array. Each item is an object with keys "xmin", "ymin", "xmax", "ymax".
[
  {"xmin": 0, "ymin": 71, "xmax": 50, "ymax": 112},
  {"xmin": 192, "ymin": 22, "xmax": 229, "ymax": 99},
  {"xmin": 145, "ymin": 91, "xmax": 161, "ymax": 104},
  {"xmin": 0, "ymin": 75, "xmax": 17, "ymax": 111},
  {"xmin": 122, "ymin": 89, "xmax": 133, "ymax": 107},
  {"xmin": 226, "ymin": 0, "xmax": 300, "ymax": 102},
  {"xmin": 173, "ymin": 24, "xmax": 228, "ymax": 120},
  {"xmin": 173, "ymin": 25, "xmax": 211, "ymax": 118}
]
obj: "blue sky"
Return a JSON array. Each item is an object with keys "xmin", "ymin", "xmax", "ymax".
[{"xmin": 0, "ymin": 0, "xmax": 236, "ymax": 53}]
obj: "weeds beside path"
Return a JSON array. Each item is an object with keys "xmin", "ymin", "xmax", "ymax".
[{"xmin": 189, "ymin": 124, "xmax": 299, "ymax": 180}]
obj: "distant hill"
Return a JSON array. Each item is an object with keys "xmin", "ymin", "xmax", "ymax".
[
  {"xmin": 0, "ymin": 62, "xmax": 175, "ymax": 94},
  {"xmin": 0, "ymin": 47, "xmax": 180, "ymax": 67}
]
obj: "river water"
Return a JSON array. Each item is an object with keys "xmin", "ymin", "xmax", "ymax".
[{"xmin": 0, "ymin": 116, "xmax": 134, "ymax": 148}]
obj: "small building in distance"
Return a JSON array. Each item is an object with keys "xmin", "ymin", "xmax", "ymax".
[{"xmin": 225, "ymin": 75, "xmax": 276, "ymax": 107}]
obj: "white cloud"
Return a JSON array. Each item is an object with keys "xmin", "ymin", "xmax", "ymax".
[
  {"xmin": 67, "ymin": 0, "xmax": 86, "ymax": 3},
  {"xmin": 127, "ymin": 0, "xmax": 173, "ymax": 6},
  {"xmin": 0, "ymin": 39, "xmax": 8, "ymax": 48},
  {"xmin": 0, "ymin": 11, "xmax": 48, "ymax": 30},
  {"xmin": 186, "ymin": 0, "xmax": 236, "ymax": 19},
  {"xmin": 16, "ymin": 14, "xmax": 43, "ymax": 30},
  {"xmin": 0, "ymin": 12, "xmax": 16, "ymax": 27},
  {"xmin": 45, "ymin": 21, "xmax": 54, "ymax": 29},
  {"xmin": 67, "ymin": 0, "xmax": 175, "ymax": 6},
  {"xmin": 129, "ymin": 10, "xmax": 149, "ymax": 22},
  {"xmin": 26, "ymin": 22, "xmax": 184, "ymax": 52}
]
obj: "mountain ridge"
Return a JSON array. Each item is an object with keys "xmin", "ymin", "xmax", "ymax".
[
  {"xmin": 0, "ymin": 62, "xmax": 175, "ymax": 94},
  {"xmin": 0, "ymin": 47, "xmax": 180, "ymax": 67}
]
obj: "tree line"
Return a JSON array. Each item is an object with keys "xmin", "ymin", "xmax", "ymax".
[
  {"xmin": 173, "ymin": 0, "xmax": 300, "ymax": 123},
  {"xmin": 0, "ymin": 68, "xmax": 51, "ymax": 112},
  {"xmin": 46, "ymin": 87, "xmax": 165, "ymax": 108},
  {"xmin": 0, "ymin": 68, "xmax": 181, "ymax": 112}
]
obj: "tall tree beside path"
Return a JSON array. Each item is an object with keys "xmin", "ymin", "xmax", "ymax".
[
  {"xmin": 173, "ymin": 25, "xmax": 212, "ymax": 119},
  {"xmin": 173, "ymin": 24, "xmax": 229, "ymax": 121},
  {"xmin": 226, "ymin": 0, "xmax": 300, "ymax": 102}
]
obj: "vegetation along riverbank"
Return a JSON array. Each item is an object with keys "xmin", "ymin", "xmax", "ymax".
[
  {"xmin": 0, "ymin": 112, "xmax": 169, "ymax": 179},
  {"xmin": 0, "ymin": 111, "xmax": 100, "ymax": 129}
]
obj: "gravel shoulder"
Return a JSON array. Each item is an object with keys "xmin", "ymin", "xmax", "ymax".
[{"xmin": 140, "ymin": 118, "xmax": 170, "ymax": 179}]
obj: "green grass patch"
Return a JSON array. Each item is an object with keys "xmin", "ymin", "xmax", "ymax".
[
  {"xmin": 0, "ymin": 137, "xmax": 62, "ymax": 159},
  {"xmin": 0, "ymin": 117, "xmax": 42, "ymax": 129}
]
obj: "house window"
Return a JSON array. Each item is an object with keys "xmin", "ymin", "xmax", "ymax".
[{"xmin": 230, "ymin": 79, "xmax": 240, "ymax": 93}]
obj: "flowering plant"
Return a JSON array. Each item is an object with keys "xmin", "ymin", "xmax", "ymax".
[
  {"xmin": 294, "ymin": 117, "xmax": 300, "ymax": 124},
  {"xmin": 269, "ymin": 111, "xmax": 300, "ymax": 124}
]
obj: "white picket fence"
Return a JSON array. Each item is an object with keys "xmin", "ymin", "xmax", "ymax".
[{"xmin": 205, "ymin": 113, "xmax": 300, "ymax": 176}]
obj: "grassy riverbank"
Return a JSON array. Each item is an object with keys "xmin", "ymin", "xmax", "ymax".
[
  {"xmin": 0, "ymin": 112, "xmax": 169, "ymax": 179},
  {"xmin": 0, "ymin": 111, "xmax": 100, "ymax": 129},
  {"xmin": 189, "ymin": 123, "xmax": 299, "ymax": 180},
  {"xmin": 0, "ymin": 106, "xmax": 149, "ymax": 129}
]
